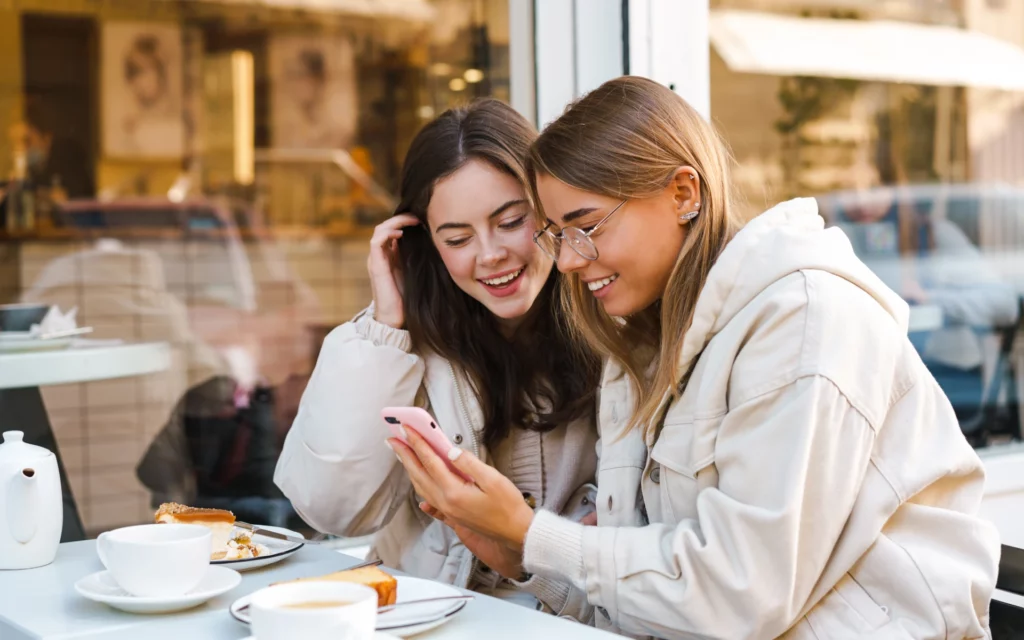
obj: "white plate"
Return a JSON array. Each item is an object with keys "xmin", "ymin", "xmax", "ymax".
[
  {"xmin": 240, "ymin": 630, "xmax": 399, "ymax": 634},
  {"xmin": 75, "ymin": 565, "xmax": 241, "ymax": 614},
  {"xmin": 0, "ymin": 332, "xmax": 73, "ymax": 353},
  {"xmin": 212, "ymin": 525, "xmax": 304, "ymax": 571},
  {"xmin": 230, "ymin": 576, "xmax": 468, "ymax": 638}
]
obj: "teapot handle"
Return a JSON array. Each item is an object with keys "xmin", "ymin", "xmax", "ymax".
[{"xmin": 96, "ymin": 532, "xmax": 111, "ymax": 570}]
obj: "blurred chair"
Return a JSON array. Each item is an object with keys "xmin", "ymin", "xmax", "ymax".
[
  {"xmin": 960, "ymin": 297, "xmax": 1023, "ymax": 447},
  {"xmin": 993, "ymin": 544, "xmax": 1024, "ymax": 639},
  {"xmin": 137, "ymin": 375, "xmax": 296, "ymax": 528}
]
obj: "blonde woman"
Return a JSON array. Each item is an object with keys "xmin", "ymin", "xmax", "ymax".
[{"xmin": 391, "ymin": 77, "xmax": 999, "ymax": 639}]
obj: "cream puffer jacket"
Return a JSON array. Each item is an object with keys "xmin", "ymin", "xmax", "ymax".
[
  {"xmin": 523, "ymin": 198, "xmax": 1000, "ymax": 639},
  {"xmin": 274, "ymin": 306, "xmax": 598, "ymax": 620}
]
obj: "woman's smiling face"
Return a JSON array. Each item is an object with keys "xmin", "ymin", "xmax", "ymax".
[
  {"xmin": 535, "ymin": 171, "xmax": 696, "ymax": 317},
  {"xmin": 427, "ymin": 159, "xmax": 553, "ymax": 326}
]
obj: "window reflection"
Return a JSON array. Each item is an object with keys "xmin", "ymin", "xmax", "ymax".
[
  {"xmin": 712, "ymin": 0, "xmax": 1024, "ymax": 448},
  {"xmin": 0, "ymin": 0, "xmax": 509, "ymax": 540},
  {"xmin": 818, "ymin": 186, "xmax": 1023, "ymax": 445}
]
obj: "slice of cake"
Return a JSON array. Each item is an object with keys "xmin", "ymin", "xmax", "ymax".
[
  {"xmin": 281, "ymin": 566, "xmax": 398, "ymax": 607},
  {"xmin": 155, "ymin": 502, "xmax": 236, "ymax": 560}
]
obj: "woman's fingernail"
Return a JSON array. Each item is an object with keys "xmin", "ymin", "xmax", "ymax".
[
  {"xmin": 399, "ymin": 426, "xmax": 409, "ymax": 440},
  {"xmin": 447, "ymin": 447, "xmax": 463, "ymax": 462},
  {"xmin": 384, "ymin": 440, "xmax": 393, "ymax": 451}
]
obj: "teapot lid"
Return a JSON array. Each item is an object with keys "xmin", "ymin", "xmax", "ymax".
[{"xmin": 0, "ymin": 431, "xmax": 53, "ymax": 465}]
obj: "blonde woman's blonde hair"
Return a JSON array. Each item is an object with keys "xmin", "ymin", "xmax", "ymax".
[{"xmin": 527, "ymin": 76, "xmax": 744, "ymax": 437}]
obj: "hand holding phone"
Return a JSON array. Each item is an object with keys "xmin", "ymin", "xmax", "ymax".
[{"xmin": 382, "ymin": 407, "xmax": 472, "ymax": 482}]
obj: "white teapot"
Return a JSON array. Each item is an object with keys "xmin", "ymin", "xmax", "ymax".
[{"xmin": 0, "ymin": 431, "xmax": 63, "ymax": 570}]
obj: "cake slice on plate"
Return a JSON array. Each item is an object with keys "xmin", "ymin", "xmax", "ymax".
[
  {"xmin": 155, "ymin": 502, "xmax": 236, "ymax": 559},
  {"xmin": 281, "ymin": 565, "xmax": 398, "ymax": 606}
]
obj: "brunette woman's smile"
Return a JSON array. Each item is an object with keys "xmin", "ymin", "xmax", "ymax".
[{"xmin": 478, "ymin": 266, "xmax": 527, "ymax": 298}]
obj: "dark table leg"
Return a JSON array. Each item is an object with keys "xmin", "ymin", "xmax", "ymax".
[{"xmin": 0, "ymin": 387, "xmax": 86, "ymax": 542}]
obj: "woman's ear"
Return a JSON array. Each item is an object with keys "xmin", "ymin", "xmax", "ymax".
[{"xmin": 668, "ymin": 166, "xmax": 701, "ymax": 224}]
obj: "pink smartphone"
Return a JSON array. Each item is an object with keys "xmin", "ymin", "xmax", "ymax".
[{"xmin": 382, "ymin": 407, "xmax": 472, "ymax": 482}]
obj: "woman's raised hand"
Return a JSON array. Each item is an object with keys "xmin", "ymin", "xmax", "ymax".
[{"xmin": 367, "ymin": 214, "xmax": 421, "ymax": 329}]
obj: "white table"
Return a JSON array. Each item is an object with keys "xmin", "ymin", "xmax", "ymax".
[
  {"xmin": 0, "ymin": 542, "xmax": 616, "ymax": 640},
  {"xmin": 0, "ymin": 341, "xmax": 171, "ymax": 389},
  {"xmin": 0, "ymin": 341, "xmax": 171, "ymax": 541}
]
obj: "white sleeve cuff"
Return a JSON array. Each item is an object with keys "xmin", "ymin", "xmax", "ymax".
[
  {"xmin": 355, "ymin": 303, "xmax": 413, "ymax": 351},
  {"xmin": 510, "ymin": 574, "xmax": 571, "ymax": 613},
  {"xmin": 522, "ymin": 510, "xmax": 586, "ymax": 590}
]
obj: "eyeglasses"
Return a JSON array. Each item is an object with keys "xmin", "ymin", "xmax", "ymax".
[{"xmin": 533, "ymin": 199, "xmax": 627, "ymax": 261}]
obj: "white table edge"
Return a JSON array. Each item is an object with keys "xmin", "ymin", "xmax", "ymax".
[
  {"xmin": 0, "ymin": 342, "xmax": 172, "ymax": 389},
  {"xmin": 0, "ymin": 542, "xmax": 618, "ymax": 640}
]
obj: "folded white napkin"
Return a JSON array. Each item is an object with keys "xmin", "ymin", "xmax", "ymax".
[{"xmin": 30, "ymin": 306, "xmax": 78, "ymax": 337}]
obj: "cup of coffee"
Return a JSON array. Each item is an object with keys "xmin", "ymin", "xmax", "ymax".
[
  {"xmin": 96, "ymin": 523, "xmax": 210, "ymax": 597},
  {"xmin": 250, "ymin": 582, "xmax": 378, "ymax": 640}
]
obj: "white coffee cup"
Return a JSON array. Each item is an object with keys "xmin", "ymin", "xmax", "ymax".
[
  {"xmin": 96, "ymin": 523, "xmax": 210, "ymax": 597},
  {"xmin": 250, "ymin": 582, "xmax": 378, "ymax": 640}
]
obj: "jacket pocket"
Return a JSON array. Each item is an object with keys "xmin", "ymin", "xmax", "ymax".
[
  {"xmin": 805, "ymin": 573, "xmax": 896, "ymax": 639},
  {"xmin": 648, "ymin": 416, "xmax": 720, "ymax": 522}
]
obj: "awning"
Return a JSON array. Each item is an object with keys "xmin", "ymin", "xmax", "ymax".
[{"xmin": 710, "ymin": 10, "xmax": 1024, "ymax": 91}]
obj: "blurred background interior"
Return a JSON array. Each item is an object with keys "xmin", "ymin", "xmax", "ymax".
[{"xmin": 0, "ymin": 0, "xmax": 1022, "ymax": 551}]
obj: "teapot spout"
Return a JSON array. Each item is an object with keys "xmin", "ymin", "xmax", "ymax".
[{"xmin": 7, "ymin": 468, "xmax": 39, "ymax": 544}]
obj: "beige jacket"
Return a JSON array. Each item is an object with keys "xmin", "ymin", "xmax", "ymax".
[
  {"xmin": 274, "ymin": 306, "xmax": 598, "ymax": 619},
  {"xmin": 523, "ymin": 198, "xmax": 1000, "ymax": 639}
]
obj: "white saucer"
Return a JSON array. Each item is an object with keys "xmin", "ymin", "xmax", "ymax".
[
  {"xmin": 75, "ymin": 565, "xmax": 241, "ymax": 614},
  {"xmin": 212, "ymin": 526, "xmax": 304, "ymax": 571},
  {"xmin": 240, "ymin": 630, "xmax": 399, "ymax": 634},
  {"xmin": 231, "ymin": 576, "xmax": 468, "ymax": 638}
]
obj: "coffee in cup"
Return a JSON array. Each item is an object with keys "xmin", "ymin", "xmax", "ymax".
[
  {"xmin": 282, "ymin": 601, "xmax": 354, "ymax": 609},
  {"xmin": 96, "ymin": 523, "xmax": 210, "ymax": 597},
  {"xmin": 250, "ymin": 582, "xmax": 378, "ymax": 640}
]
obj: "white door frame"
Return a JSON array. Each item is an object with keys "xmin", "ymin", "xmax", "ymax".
[
  {"xmin": 627, "ymin": 0, "xmax": 711, "ymax": 120},
  {"xmin": 511, "ymin": 0, "xmax": 625, "ymax": 127},
  {"xmin": 508, "ymin": 0, "xmax": 537, "ymax": 125},
  {"xmin": 513, "ymin": 0, "xmax": 711, "ymax": 127}
]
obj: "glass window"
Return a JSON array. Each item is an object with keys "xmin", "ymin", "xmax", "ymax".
[
  {"xmin": 0, "ymin": 0, "xmax": 510, "ymax": 542},
  {"xmin": 711, "ymin": 0, "xmax": 1024, "ymax": 449}
]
